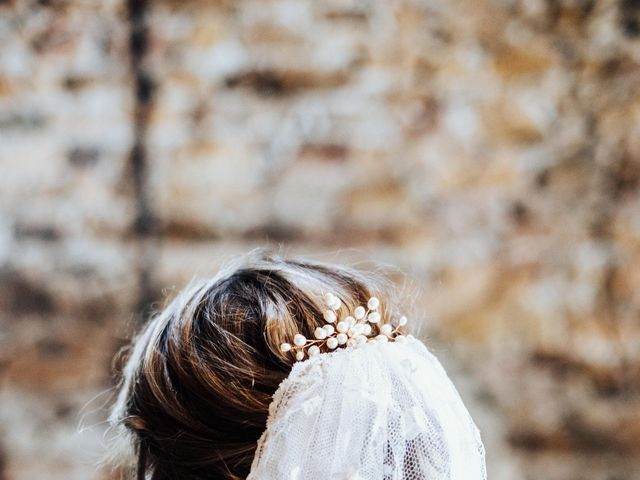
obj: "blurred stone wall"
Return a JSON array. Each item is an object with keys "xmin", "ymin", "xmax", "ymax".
[{"xmin": 1, "ymin": 0, "xmax": 640, "ymax": 479}]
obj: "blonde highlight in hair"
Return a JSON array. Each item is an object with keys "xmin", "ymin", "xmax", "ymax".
[{"xmin": 110, "ymin": 250, "xmax": 405, "ymax": 479}]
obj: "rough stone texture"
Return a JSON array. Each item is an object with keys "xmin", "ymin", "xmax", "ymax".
[
  {"xmin": 0, "ymin": 1, "xmax": 138, "ymax": 479},
  {"xmin": 1, "ymin": 0, "xmax": 640, "ymax": 479}
]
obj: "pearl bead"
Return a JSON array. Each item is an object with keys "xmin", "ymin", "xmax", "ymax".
[
  {"xmin": 330, "ymin": 296, "xmax": 342, "ymax": 310},
  {"xmin": 280, "ymin": 342, "xmax": 292, "ymax": 352},
  {"xmin": 347, "ymin": 338, "xmax": 357, "ymax": 348},
  {"xmin": 398, "ymin": 316, "xmax": 408, "ymax": 326},
  {"xmin": 293, "ymin": 334, "xmax": 307, "ymax": 347},
  {"xmin": 344, "ymin": 316, "xmax": 355, "ymax": 328},
  {"xmin": 354, "ymin": 306, "xmax": 366, "ymax": 320},
  {"xmin": 308, "ymin": 345, "xmax": 320, "ymax": 357},
  {"xmin": 356, "ymin": 334, "xmax": 367, "ymax": 345},
  {"xmin": 327, "ymin": 337, "xmax": 339, "ymax": 349},
  {"xmin": 337, "ymin": 333, "xmax": 348, "ymax": 345},
  {"xmin": 296, "ymin": 351, "xmax": 305, "ymax": 361},
  {"xmin": 323, "ymin": 324, "xmax": 335, "ymax": 336},
  {"xmin": 314, "ymin": 327, "xmax": 327, "ymax": 340},
  {"xmin": 367, "ymin": 312, "xmax": 381, "ymax": 324},
  {"xmin": 352, "ymin": 323, "xmax": 364, "ymax": 336},
  {"xmin": 336, "ymin": 321, "xmax": 348, "ymax": 333},
  {"xmin": 367, "ymin": 297, "xmax": 380, "ymax": 310},
  {"xmin": 363, "ymin": 324, "xmax": 372, "ymax": 335},
  {"xmin": 381, "ymin": 324, "xmax": 393, "ymax": 336},
  {"xmin": 323, "ymin": 310, "xmax": 337, "ymax": 323},
  {"xmin": 324, "ymin": 292, "xmax": 335, "ymax": 307},
  {"xmin": 375, "ymin": 334, "xmax": 388, "ymax": 342},
  {"xmin": 395, "ymin": 335, "xmax": 406, "ymax": 342}
]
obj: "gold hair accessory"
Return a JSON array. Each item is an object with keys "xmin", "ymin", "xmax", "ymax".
[{"xmin": 280, "ymin": 293, "xmax": 410, "ymax": 361}]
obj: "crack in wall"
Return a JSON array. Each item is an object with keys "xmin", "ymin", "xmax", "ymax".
[{"xmin": 126, "ymin": 0, "xmax": 160, "ymax": 324}]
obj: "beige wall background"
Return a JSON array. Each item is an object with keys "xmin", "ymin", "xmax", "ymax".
[{"xmin": 1, "ymin": 0, "xmax": 640, "ymax": 478}]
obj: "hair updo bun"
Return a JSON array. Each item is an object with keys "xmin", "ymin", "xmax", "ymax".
[{"xmin": 110, "ymin": 251, "xmax": 401, "ymax": 480}]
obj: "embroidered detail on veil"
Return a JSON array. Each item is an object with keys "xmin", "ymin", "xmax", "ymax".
[{"xmin": 249, "ymin": 339, "xmax": 486, "ymax": 480}]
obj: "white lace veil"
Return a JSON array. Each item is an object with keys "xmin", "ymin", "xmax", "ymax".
[{"xmin": 248, "ymin": 338, "xmax": 486, "ymax": 480}]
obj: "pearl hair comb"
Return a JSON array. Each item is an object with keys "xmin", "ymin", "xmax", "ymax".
[{"xmin": 279, "ymin": 292, "xmax": 410, "ymax": 361}]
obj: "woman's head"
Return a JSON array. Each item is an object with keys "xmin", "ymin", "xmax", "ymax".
[{"xmin": 110, "ymin": 251, "xmax": 402, "ymax": 480}]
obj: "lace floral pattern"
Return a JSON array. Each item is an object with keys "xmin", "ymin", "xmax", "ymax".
[{"xmin": 249, "ymin": 339, "xmax": 486, "ymax": 480}]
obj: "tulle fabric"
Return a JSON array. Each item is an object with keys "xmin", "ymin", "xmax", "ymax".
[{"xmin": 248, "ymin": 338, "xmax": 486, "ymax": 480}]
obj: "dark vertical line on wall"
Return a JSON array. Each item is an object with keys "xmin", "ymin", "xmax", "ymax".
[
  {"xmin": 0, "ymin": 439, "xmax": 6, "ymax": 480},
  {"xmin": 126, "ymin": 0, "xmax": 159, "ymax": 324}
]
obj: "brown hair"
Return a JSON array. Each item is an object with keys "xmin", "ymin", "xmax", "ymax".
[{"xmin": 110, "ymin": 251, "xmax": 402, "ymax": 480}]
